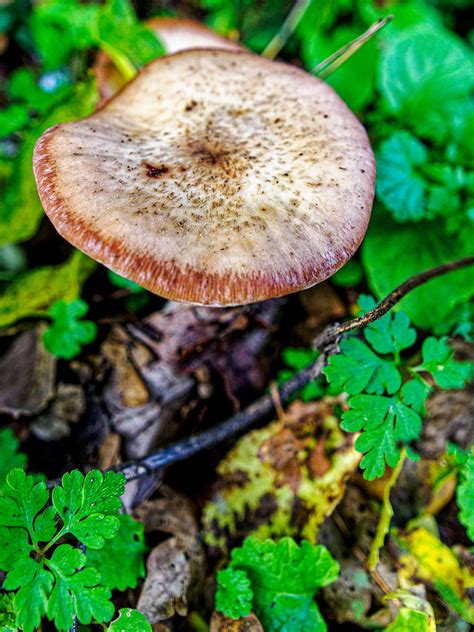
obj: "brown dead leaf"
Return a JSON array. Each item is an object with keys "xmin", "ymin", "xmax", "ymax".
[
  {"xmin": 210, "ymin": 611, "xmax": 263, "ymax": 631},
  {"xmin": 135, "ymin": 487, "xmax": 205, "ymax": 624},
  {"xmin": 0, "ymin": 325, "xmax": 55, "ymax": 417}
]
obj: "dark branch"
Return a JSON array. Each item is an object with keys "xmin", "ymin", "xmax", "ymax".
[
  {"xmin": 111, "ymin": 255, "xmax": 473, "ymax": 482},
  {"xmin": 314, "ymin": 255, "xmax": 474, "ymax": 348}
]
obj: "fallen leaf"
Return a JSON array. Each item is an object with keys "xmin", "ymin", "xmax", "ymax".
[
  {"xmin": 135, "ymin": 487, "xmax": 205, "ymax": 624},
  {"xmin": 202, "ymin": 399, "xmax": 361, "ymax": 555},
  {"xmin": 396, "ymin": 527, "xmax": 474, "ymax": 624},
  {"xmin": 0, "ymin": 325, "xmax": 55, "ymax": 417}
]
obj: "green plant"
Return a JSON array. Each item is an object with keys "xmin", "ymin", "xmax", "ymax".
[
  {"xmin": 277, "ymin": 347, "xmax": 324, "ymax": 401},
  {"xmin": 323, "ymin": 296, "xmax": 472, "ymax": 480},
  {"xmin": 0, "ymin": 468, "xmax": 148, "ymax": 631},
  {"xmin": 43, "ymin": 298, "xmax": 97, "ymax": 359},
  {"xmin": 215, "ymin": 536, "xmax": 339, "ymax": 630}
]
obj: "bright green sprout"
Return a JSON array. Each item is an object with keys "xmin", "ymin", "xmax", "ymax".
[{"xmin": 215, "ymin": 536, "xmax": 339, "ymax": 631}]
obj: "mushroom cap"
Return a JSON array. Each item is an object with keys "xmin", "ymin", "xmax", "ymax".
[
  {"xmin": 94, "ymin": 17, "xmax": 243, "ymax": 102},
  {"xmin": 34, "ymin": 49, "xmax": 375, "ymax": 306}
]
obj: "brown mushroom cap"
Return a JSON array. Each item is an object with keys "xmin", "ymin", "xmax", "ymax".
[
  {"xmin": 94, "ymin": 17, "xmax": 243, "ymax": 102},
  {"xmin": 34, "ymin": 49, "xmax": 375, "ymax": 306}
]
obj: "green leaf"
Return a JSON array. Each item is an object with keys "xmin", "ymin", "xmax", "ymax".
[
  {"xmin": 332, "ymin": 258, "xmax": 363, "ymax": 287},
  {"xmin": 282, "ymin": 347, "xmax": 318, "ymax": 371},
  {"xmin": 229, "ymin": 536, "xmax": 339, "ymax": 632},
  {"xmin": 0, "ymin": 526, "xmax": 33, "ymax": 572},
  {"xmin": 0, "ymin": 79, "xmax": 98, "ymax": 247},
  {"xmin": 12, "ymin": 564, "xmax": 53, "ymax": 632},
  {"xmin": 0, "ymin": 250, "xmax": 96, "ymax": 328},
  {"xmin": 215, "ymin": 567, "xmax": 253, "ymax": 619},
  {"xmin": 359, "ymin": 295, "xmax": 417, "ymax": 355},
  {"xmin": 376, "ymin": 132, "xmax": 428, "ymax": 222},
  {"xmin": 107, "ymin": 270, "xmax": 144, "ymax": 293},
  {"xmin": 416, "ymin": 337, "xmax": 473, "ymax": 389},
  {"xmin": 0, "ymin": 428, "xmax": 27, "ymax": 485},
  {"xmin": 378, "ymin": 24, "xmax": 474, "ymax": 142},
  {"xmin": 107, "ymin": 608, "xmax": 152, "ymax": 631},
  {"xmin": 361, "ymin": 213, "xmax": 474, "ymax": 330},
  {"xmin": 457, "ymin": 454, "xmax": 474, "ymax": 542},
  {"xmin": 0, "ymin": 104, "xmax": 30, "ymax": 137},
  {"xmin": 52, "ymin": 470, "xmax": 124, "ymax": 548},
  {"xmin": 31, "ymin": 0, "xmax": 163, "ymax": 71},
  {"xmin": 43, "ymin": 298, "xmax": 97, "ymax": 360},
  {"xmin": 341, "ymin": 382, "xmax": 426, "ymax": 480},
  {"xmin": 278, "ymin": 347, "xmax": 324, "ymax": 402},
  {"xmin": 46, "ymin": 544, "xmax": 114, "ymax": 630},
  {"xmin": 86, "ymin": 514, "xmax": 147, "ymax": 591},
  {"xmin": 0, "ymin": 469, "xmax": 49, "ymax": 544},
  {"xmin": 323, "ymin": 337, "xmax": 401, "ymax": 396}
]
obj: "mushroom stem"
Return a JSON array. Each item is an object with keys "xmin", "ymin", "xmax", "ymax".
[
  {"xmin": 262, "ymin": 0, "xmax": 312, "ymax": 59},
  {"xmin": 313, "ymin": 15, "xmax": 394, "ymax": 78}
]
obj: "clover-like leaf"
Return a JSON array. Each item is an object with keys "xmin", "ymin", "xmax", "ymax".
[{"xmin": 43, "ymin": 298, "xmax": 97, "ymax": 360}]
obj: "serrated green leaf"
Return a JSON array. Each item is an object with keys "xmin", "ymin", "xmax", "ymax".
[
  {"xmin": 0, "ymin": 469, "xmax": 49, "ymax": 543},
  {"xmin": 107, "ymin": 608, "xmax": 152, "ymax": 631},
  {"xmin": 416, "ymin": 337, "xmax": 473, "ymax": 389},
  {"xmin": 341, "ymin": 382, "xmax": 425, "ymax": 480},
  {"xmin": 12, "ymin": 564, "xmax": 53, "ymax": 632},
  {"xmin": 215, "ymin": 567, "xmax": 253, "ymax": 619},
  {"xmin": 323, "ymin": 337, "xmax": 401, "ymax": 396},
  {"xmin": 229, "ymin": 537, "xmax": 338, "ymax": 632},
  {"xmin": 86, "ymin": 514, "xmax": 146, "ymax": 591},
  {"xmin": 0, "ymin": 526, "xmax": 33, "ymax": 571},
  {"xmin": 46, "ymin": 544, "xmax": 114, "ymax": 630},
  {"xmin": 52, "ymin": 470, "xmax": 124, "ymax": 548}
]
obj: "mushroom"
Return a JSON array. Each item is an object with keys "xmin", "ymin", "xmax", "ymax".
[
  {"xmin": 33, "ymin": 49, "xmax": 375, "ymax": 307},
  {"xmin": 94, "ymin": 17, "xmax": 243, "ymax": 103}
]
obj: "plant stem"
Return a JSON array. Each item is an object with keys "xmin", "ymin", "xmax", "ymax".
[
  {"xmin": 262, "ymin": 0, "xmax": 312, "ymax": 59},
  {"xmin": 100, "ymin": 41, "xmax": 137, "ymax": 82},
  {"xmin": 368, "ymin": 448, "xmax": 407, "ymax": 571},
  {"xmin": 313, "ymin": 16, "xmax": 393, "ymax": 78}
]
